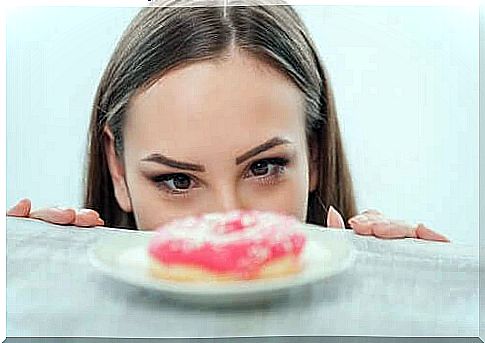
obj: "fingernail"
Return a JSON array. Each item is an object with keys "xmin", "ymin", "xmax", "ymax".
[
  {"xmin": 328, "ymin": 206, "xmax": 340, "ymax": 219},
  {"xmin": 328, "ymin": 206, "xmax": 345, "ymax": 229}
]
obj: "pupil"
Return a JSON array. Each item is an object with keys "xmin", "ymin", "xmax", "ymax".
[
  {"xmin": 173, "ymin": 174, "xmax": 190, "ymax": 189},
  {"xmin": 252, "ymin": 161, "xmax": 269, "ymax": 176}
]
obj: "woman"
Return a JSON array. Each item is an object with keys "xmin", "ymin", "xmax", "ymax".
[{"xmin": 7, "ymin": 2, "xmax": 449, "ymax": 242}]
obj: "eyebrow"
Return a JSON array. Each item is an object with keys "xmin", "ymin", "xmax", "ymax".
[
  {"xmin": 141, "ymin": 136, "xmax": 292, "ymax": 172},
  {"xmin": 141, "ymin": 154, "xmax": 205, "ymax": 172},
  {"xmin": 235, "ymin": 137, "xmax": 292, "ymax": 165}
]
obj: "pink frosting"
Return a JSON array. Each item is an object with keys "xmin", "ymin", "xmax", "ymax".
[{"xmin": 148, "ymin": 210, "xmax": 306, "ymax": 279}]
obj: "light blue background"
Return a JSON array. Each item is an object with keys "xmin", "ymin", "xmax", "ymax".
[{"xmin": 6, "ymin": 6, "xmax": 479, "ymax": 244}]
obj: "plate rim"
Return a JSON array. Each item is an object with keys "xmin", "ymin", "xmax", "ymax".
[{"xmin": 88, "ymin": 225, "xmax": 356, "ymax": 297}]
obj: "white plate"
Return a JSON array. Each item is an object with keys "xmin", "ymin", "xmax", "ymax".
[{"xmin": 88, "ymin": 226, "xmax": 356, "ymax": 306}]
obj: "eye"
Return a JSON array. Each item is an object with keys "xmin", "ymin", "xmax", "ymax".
[
  {"xmin": 245, "ymin": 157, "xmax": 289, "ymax": 180},
  {"xmin": 151, "ymin": 173, "xmax": 197, "ymax": 194}
]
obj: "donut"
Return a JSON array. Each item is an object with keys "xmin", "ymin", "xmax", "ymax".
[{"xmin": 147, "ymin": 210, "xmax": 307, "ymax": 282}]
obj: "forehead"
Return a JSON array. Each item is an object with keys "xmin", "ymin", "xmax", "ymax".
[{"xmin": 125, "ymin": 53, "xmax": 306, "ymax": 159}]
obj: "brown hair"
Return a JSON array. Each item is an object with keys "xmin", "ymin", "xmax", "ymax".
[{"xmin": 84, "ymin": 1, "xmax": 357, "ymax": 229}]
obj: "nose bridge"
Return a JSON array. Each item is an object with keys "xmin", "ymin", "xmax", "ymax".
[{"xmin": 212, "ymin": 182, "xmax": 243, "ymax": 213}]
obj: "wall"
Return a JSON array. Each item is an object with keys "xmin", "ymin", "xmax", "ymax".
[{"xmin": 6, "ymin": 5, "xmax": 478, "ymax": 243}]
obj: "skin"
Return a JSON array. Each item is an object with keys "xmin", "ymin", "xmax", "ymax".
[
  {"xmin": 7, "ymin": 52, "xmax": 449, "ymax": 242},
  {"xmin": 107, "ymin": 52, "xmax": 314, "ymax": 230}
]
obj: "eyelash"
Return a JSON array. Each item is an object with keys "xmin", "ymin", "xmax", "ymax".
[
  {"xmin": 151, "ymin": 173, "xmax": 195, "ymax": 198},
  {"xmin": 150, "ymin": 157, "xmax": 290, "ymax": 198},
  {"xmin": 243, "ymin": 157, "xmax": 289, "ymax": 184}
]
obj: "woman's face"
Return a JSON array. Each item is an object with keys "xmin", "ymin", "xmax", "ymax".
[{"xmin": 106, "ymin": 52, "xmax": 317, "ymax": 230}]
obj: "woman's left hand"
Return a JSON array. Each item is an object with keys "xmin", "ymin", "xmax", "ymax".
[{"xmin": 326, "ymin": 206, "xmax": 450, "ymax": 242}]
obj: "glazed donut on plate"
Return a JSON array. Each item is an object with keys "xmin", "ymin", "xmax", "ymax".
[{"xmin": 147, "ymin": 210, "xmax": 307, "ymax": 282}]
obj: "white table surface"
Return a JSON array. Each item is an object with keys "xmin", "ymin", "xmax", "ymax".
[{"xmin": 6, "ymin": 217, "xmax": 479, "ymax": 337}]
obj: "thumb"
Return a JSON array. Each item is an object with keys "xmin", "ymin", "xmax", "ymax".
[
  {"xmin": 326, "ymin": 205, "xmax": 345, "ymax": 229},
  {"xmin": 7, "ymin": 198, "xmax": 32, "ymax": 217}
]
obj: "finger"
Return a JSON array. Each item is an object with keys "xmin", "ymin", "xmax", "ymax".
[
  {"xmin": 30, "ymin": 208, "xmax": 77, "ymax": 225},
  {"xmin": 73, "ymin": 209, "xmax": 102, "ymax": 227},
  {"xmin": 415, "ymin": 223, "xmax": 450, "ymax": 242},
  {"xmin": 326, "ymin": 206, "xmax": 345, "ymax": 229},
  {"xmin": 360, "ymin": 209, "xmax": 382, "ymax": 216},
  {"xmin": 348, "ymin": 215, "xmax": 373, "ymax": 235},
  {"xmin": 372, "ymin": 221, "xmax": 408, "ymax": 239},
  {"xmin": 349, "ymin": 211, "xmax": 385, "ymax": 225},
  {"xmin": 7, "ymin": 198, "xmax": 32, "ymax": 217},
  {"xmin": 350, "ymin": 216, "xmax": 407, "ymax": 239}
]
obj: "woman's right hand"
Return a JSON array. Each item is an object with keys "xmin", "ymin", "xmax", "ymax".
[{"xmin": 7, "ymin": 198, "xmax": 104, "ymax": 227}]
